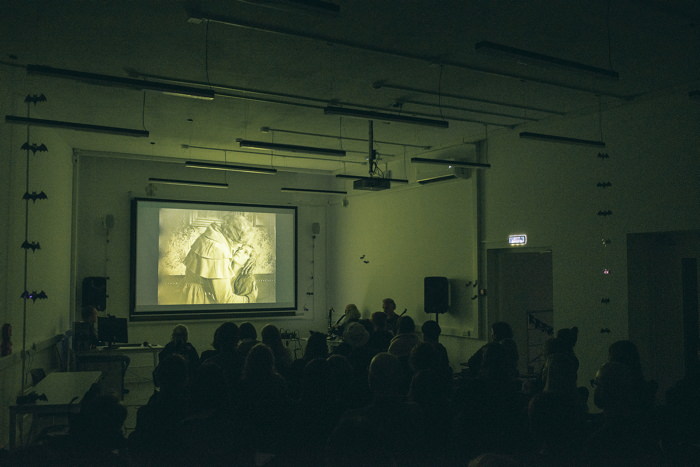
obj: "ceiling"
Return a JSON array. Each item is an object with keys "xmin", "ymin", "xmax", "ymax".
[{"xmin": 2, "ymin": 0, "xmax": 699, "ymax": 178}]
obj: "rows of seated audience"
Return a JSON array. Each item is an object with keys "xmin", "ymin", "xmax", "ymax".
[{"xmin": 4, "ymin": 300, "xmax": 700, "ymax": 466}]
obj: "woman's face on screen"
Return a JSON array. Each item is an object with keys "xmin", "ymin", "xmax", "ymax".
[{"xmin": 233, "ymin": 245, "xmax": 253, "ymax": 265}]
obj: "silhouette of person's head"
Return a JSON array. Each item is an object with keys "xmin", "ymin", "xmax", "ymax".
[
  {"xmin": 421, "ymin": 320, "xmax": 441, "ymax": 342},
  {"xmin": 491, "ymin": 321, "xmax": 513, "ymax": 341},
  {"xmin": 344, "ymin": 304, "xmax": 361, "ymax": 322},
  {"xmin": 608, "ymin": 340, "xmax": 642, "ymax": 374},
  {"xmin": 409, "ymin": 342, "xmax": 439, "ymax": 373},
  {"xmin": 557, "ymin": 327, "xmax": 579, "ymax": 348},
  {"xmin": 371, "ymin": 311, "xmax": 388, "ymax": 331},
  {"xmin": 343, "ymin": 322, "xmax": 369, "ymax": 348},
  {"xmin": 382, "ymin": 298, "xmax": 397, "ymax": 315},
  {"xmin": 593, "ymin": 361, "xmax": 639, "ymax": 414},
  {"xmin": 396, "ymin": 315, "xmax": 415, "ymax": 335},
  {"xmin": 171, "ymin": 324, "xmax": 189, "ymax": 345},
  {"xmin": 368, "ymin": 352, "xmax": 402, "ymax": 396},
  {"xmin": 304, "ymin": 331, "xmax": 329, "ymax": 360},
  {"xmin": 261, "ymin": 324, "xmax": 283, "ymax": 348},
  {"xmin": 212, "ymin": 322, "xmax": 239, "ymax": 352},
  {"xmin": 239, "ymin": 322, "xmax": 257, "ymax": 341},
  {"xmin": 81, "ymin": 305, "xmax": 98, "ymax": 324},
  {"xmin": 243, "ymin": 343, "xmax": 275, "ymax": 379}
]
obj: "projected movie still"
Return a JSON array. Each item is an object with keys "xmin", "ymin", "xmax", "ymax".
[{"xmin": 131, "ymin": 198, "xmax": 296, "ymax": 320}]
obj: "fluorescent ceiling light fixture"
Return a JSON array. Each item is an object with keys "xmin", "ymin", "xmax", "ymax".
[
  {"xmin": 237, "ymin": 0, "xmax": 339, "ymax": 14},
  {"xmin": 418, "ymin": 175, "xmax": 458, "ymax": 185},
  {"xmin": 690, "ymin": 90, "xmax": 700, "ymax": 101},
  {"xmin": 260, "ymin": 127, "xmax": 431, "ymax": 150},
  {"xmin": 148, "ymin": 178, "xmax": 229, "ymax": 188},
  {"xmin": 411, "ymin": 157, "xmax": 491, "ymax": 169},
  {"xmin": 280, "ymin": 187, "xmax": 347, "ymax": 195},
  {"xmin": 185, "ymin": 160, "xmax": 277, "ymax": 174},
  {"xmin": 5, "ymin": 115, "xmax": 149, "ymax": 137},
  {"xmin": 475, "ymin": 41, "xmax": 619, "ymax": 80},
  {"xmin": 336, "ymin": 174, "xmax": 409, "ymax": 183},
  {"xmin": 324, "ymin": 106, "xmax": 449, "ymax": 128},
  {"xmin": 372, "ymin": 81, "xmax": 565, "ymax": 115},
  {"xmin": 26, "ymin": 65, "xmax": 215, "ymax": 100},
  {"xmin": 519, "ymin": 132, "xmax": 606, "ymax": 148},
  {"xmin": 237, "ymin": 139, "xmax": 346, "ymax": 157}
]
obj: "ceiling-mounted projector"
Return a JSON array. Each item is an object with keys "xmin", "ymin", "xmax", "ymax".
[{"xmin": 353, "ymin": 178, "xmax": 391, "ymax": 191}]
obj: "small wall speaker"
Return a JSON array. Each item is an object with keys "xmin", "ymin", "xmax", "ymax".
[
  {"xmin": 424, "ymin": 276, "xmax": 449, "ymax": 314},
  {"xmin": 312, "ymin": 222, "xmax": 321, "ymax": 235}
]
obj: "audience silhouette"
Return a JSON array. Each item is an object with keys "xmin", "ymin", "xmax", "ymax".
[{"xmin": 8, "ymin": 318, "xmax": 700, "ymax": 467}]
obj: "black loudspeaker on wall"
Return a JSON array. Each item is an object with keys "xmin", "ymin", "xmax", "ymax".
[
  {"xmin": 82, "ymin": 276, "xmax": 108, "ymax": 311},
  {"xmin": 424, "ymin": 276, "xmax": 449, "ymax": 314}
]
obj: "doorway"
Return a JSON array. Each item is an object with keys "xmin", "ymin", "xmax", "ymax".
[
  {"xmin": 627, "ymin": 231, "xmax": 700, "ymax": 399},
  {"xmin": 487, "ymin": 248, "xmax": 553, "ymax": 375}
]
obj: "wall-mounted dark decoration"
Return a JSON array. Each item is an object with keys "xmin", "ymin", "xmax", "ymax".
[
  {"xmin": 601, "ymin": 298, "xmax": 610, "ymax": 304},
  {"xmin": 19, "ymin": 94, "xmax": 48, "ymax": 392},
  {"xmin": 597, "ymin": 152, "xmax": 609, "ymax": 159},
  {"xmin": 20, "ymin": 142, "xmax": 48, "ymax": 154},
  {"xmin": 596, "ymin": 182, "xmax": 612, "ymax": 188},
  {"xmin": 21, "ymin": 241, "xmax": 41, "ymax": 252},
  {"xmin": 22, "ymin": 191, "xmax": 47, "ymax": 202},
  {"xmin": 600, "ymin": 328, "xmax": 611, "ymax": 333},
  {"xmin": 597, "ymin": 210, "xmax": 613, "ymax": 216}
]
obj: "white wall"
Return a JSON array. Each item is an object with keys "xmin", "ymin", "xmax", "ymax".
[
  {"xmin": 0, "ymin": 67, "xmax": 75, "ymax": 447},
  {"xmin": 481, "ymin": 90, "xmax": 700, "ymax": 393},
  {"xmin": 74, "ymin": 154, "xmax": 333, "ymax": 353},
  {"xmin": 327, "ymin": 177, "xmax": 486, "ymax": 369}
]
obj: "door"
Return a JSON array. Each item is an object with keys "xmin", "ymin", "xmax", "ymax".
[{"xmin": 487, "ymin": 248, "xmax": 553, "ymax": 376}]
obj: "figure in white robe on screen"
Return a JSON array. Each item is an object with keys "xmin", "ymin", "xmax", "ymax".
[{"xmin": 182, "ymin": 215, "xmax": 258, "ymax": 304}]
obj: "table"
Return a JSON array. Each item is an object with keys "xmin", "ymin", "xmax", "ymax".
[
  {"xmin": 8, "ymin": 370, "xmax": 102, "ymax": 450},
  {"xmin": 79, "ymin": 344, "xmax": 164, "ymax": 369},
  {"xmin": 74, "ymin": 345, "xmax": 164, "ymax": 397}
]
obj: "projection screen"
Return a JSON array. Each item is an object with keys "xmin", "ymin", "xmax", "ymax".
[{"xmin": 130, "ymin": 198, "xmax": 297, "ymax": 320}]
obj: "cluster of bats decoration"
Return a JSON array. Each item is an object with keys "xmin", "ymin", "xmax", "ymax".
[
  {"xmin": 19, "ymin": 100, "xmax": 50, "ymax": 303},
  {"xmin": 21, "ymin": 143, "xmax": 48, "ymax": 154},
  {"xmin": 20, "ymin": 290, "xmax": 48, "ymax": 302},
  {"xmin": 23, "ymin": 191, "xmax": 47, "ymax": 203},
  {"xmin": 24, "ymin": 94, "xmax": 47, "ymax": 105},
  {"xmin": 21, "ymin": 241, "xmax": 41, "ymax": 252}
]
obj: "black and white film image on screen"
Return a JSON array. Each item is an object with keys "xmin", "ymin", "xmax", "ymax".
[{"xmin": 157, "ymin": 208, "xmax": 276, "ymax": 305}]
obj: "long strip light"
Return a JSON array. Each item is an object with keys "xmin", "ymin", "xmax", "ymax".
[
  {"xmin": 280, "ymin": 187, "xmax": 347, "ymax": 195},
  {"xmin": 372, "ymin": 81, "xmax": 565, "ymax": 115},
  {"xmin": 187, "ymin": 10, "xmax": 628, "ymax": 98},
  {"xmin": 336, "ymin": 174, "xmax": 409, "ymax": 183},
  {"xmin": 261, "ymin": 127, "xmax": 431, "ymax": 150},
  {"xmin": 27, "ymin": 65, "xmax": 215, "ymax": 100},
  {"xmin": 185, "ymin": 160, "xmax": 277, "ymax": 174},
  {"xmin": 237, "ymin": 139, "xmax": 346, "ymax": 157},
  {"xmin": 5, "ymin": 115, "xmax": 150, "ymax": 137},
  {"xmin": 411, "ymin": 157, "xmax": 491, "ymax": 169},
  {"xmin": 475, "ymin": 41, "xmax": 619, "ymax": 80},
  {"xmin": 148, "ymin": 178, "xmax": 229, "ymax": 188},
  {"xmin": 519, "ymin": 131, "xmax": 606, "ymax": 148},
  {"xmin": 418, "ymin": 175, "xmax": 458, "ymax": 185},
  {"xmin": 236, "ymin": 0, "xmax": 339, "ymax": 14},
  {"xmin": 324, "ymin": 106, "xmax": 449, "ymax": 128}
]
